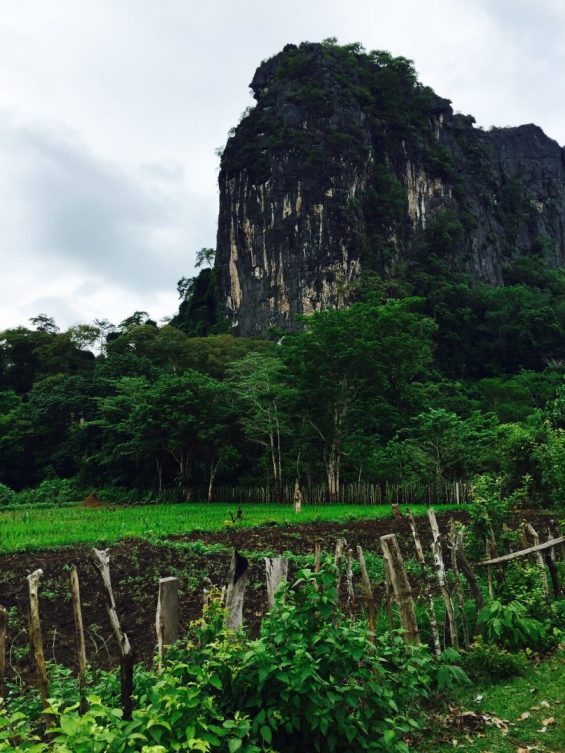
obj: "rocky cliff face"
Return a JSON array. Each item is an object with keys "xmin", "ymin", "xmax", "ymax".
[{"xmin": 216, "ymin": 42, "xmax": 565, "ymax": 336}]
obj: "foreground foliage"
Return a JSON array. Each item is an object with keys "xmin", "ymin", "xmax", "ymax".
[{"xmin": 0, "ymin": 568, "xmax": 452, "ymax": 753}]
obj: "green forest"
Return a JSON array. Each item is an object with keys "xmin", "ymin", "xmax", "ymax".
[{"xmin": 1, "ymin": 253, "xmax": 563, "ymax": 510}]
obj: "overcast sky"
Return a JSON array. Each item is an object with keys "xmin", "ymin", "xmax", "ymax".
[{"xmin": 0, "ymin": 0, "xmax": 563, "ymax": 331}]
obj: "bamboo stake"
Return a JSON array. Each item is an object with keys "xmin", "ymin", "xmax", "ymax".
[
  {"xmin": 449, "ymin": 520, "xmax": 469, "ymax": 649},
  {"xmin": 27, "ymin": 569, "xmax": 49, "ymax": 711},
  {"xmin": 70, "ymin": 567, "xmax": 88, "ymax": 714},
  {"xmin": 90, "ymin": 549, "xmax": 134, "ymax": 720},
  {"xmin": 407, "ymin": 511, "xmax": 441, "ymax": 656},
  {"xmin": 428, "ymin": 509, "xmax": 458, "ymax": 648},
  {"xmin": 525, "ymin": 524, "xmax": 550, "ymax": 599},
  {"xmin": 0, "ymin": 606, "xmax": 6, "ymax": 701},
  {"xmin": 356, "ymin": 546, "xmax": 376, "ymax": 637},
  {"xmin": 380, "ymin": 534, "xmax": 420, "ymax": 644}
]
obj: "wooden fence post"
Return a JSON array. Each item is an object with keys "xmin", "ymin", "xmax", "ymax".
[
  {"xmin": 225, "ymin": 551, "xmax": 249, "ymax": 631},
  {"xmin": 380, "ymin": 534, "xmax": 419, "ymax": 644},
  {"xmin": 90, "ymin": 549, "xmax": 134, "ymax": 721},
  {"xmin": 454, "ymin": 531, "xmax": 484, "ymax": 620},
  {"xmin": 428, "ymin": 509, "xmax": 458, "ymax": 648},
  {"xmin": 70, "ymin": 566, "xmax": 88, "ymax": 714},
  {"xmin": 407, "ymin": 511, "xmax": 441, "ymax": 656},
  {"xmin": 156, "ymin": 577, "xmax": 179, "ymax": 667},
  {"xmin": 265, "ymin": 558, "xmax": 288, "ymax": 609},
  {"xmin": 525, "ymin": 524, "xmax": 550, "ymax": 599},
  {"xmin": 334, "ymin": 538, "xmax": 347, "ymax": 596},
  {"xmin": 449, "ymin": 520, "xmax": 469, "ymax": 649},
  {"xmin": 356, "ymin": 546, "xmax": 376, "ymax": 637},
  {"xmin": 0, "ymin": 606, "xmax": 6, "ymax": 701},
  {"xmin": 293, "ymin": 480, "xmax": 302, "ymax": 514},
  {"xmin": 543, "ymin": 531, "xmax": 561, "ymax": 598},
  {"xmin": 27, "ymin": 569, "xmax": 50, "ymax": 711},
  {"xmin": 346, "ymin": 549, "xmax": 355, "ymax": 615}
]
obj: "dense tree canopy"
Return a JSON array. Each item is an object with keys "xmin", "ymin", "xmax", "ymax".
[{"xmin": 0, "ymin": 256, "xmax": 563, "ymax": 506}]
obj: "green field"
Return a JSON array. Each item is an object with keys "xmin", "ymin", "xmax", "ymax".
[
  {"xmin": 422, "ymin": 650, "xmax": 564, "ymax": 753},
  {"xmin": 0, "ymin": 502, "xmax": 458, "ymax": 553}
]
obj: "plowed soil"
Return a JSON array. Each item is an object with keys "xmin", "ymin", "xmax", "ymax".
[{"xmin": 0, "ymin": 508, "xmax": 555, "ymax": 686}]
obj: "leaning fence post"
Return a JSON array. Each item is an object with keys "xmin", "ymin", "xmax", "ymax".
[
  {"xmin": 455, "ymin": 531, "xmax": 484, "ymax": 619},
  {"xmin": 356, "ymin": 546, "xmax": 376, "ymax": 637},
  {"xmin": 70, "ymin": 566, "xmax": 89, "ymax": 714},
  {"xmin": 525, "ymin": 524, "xmax": 550, "ymax": 599},
  {"xmin": 0, "ymin": 606, "xmax": 6, "ymax": 701},
  {"xmin": 380, "ymin": 534, "xmax": 420, "ymax": 644},
  {"xmin": 334, "ymin": 538, "xmax": 347, "ymax": 597},
  {"xmin": 90, "ymin": 549, "xmax": 134, "ymax": 720},
  {"xmin": 543, "ymin": 531, "xmax": 561, "ymax": 598},
  {"xmin": 265, "ymin": 558, "xmax": 288, "ymax": 609},
  {"xmin": 225, "ymin": 551, "xmax": 249, "ymax": 631},
  {"xmin": 407, "ymin": 511, "xmax": 441, "ymax": 656},
  {"xmin": 156, "ymin": 577, "xmax": 179, "ymax": 667},
  {"xmin": 428, "ymin": 508, "xmax": 459, "ymax": 648},
  {"xmin": 449, "ymin": 520, "xmax": 469, "ymax": 649},
  {"xmin": 346, "ymin": 549, "xmax": 355, "ymax": 616},
  {"xmin": 27, "ymin": 569, "xmax": 50, "ymax": 711}
]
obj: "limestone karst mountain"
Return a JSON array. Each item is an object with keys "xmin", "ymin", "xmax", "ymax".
[{"xmin": 211, "ymin": 41, "xmax": 565, "ymax": 335}]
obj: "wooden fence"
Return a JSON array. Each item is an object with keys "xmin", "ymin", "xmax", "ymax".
[
  {"xmin": 198, "ymin": 480, "xmax": 471, "ymax": 506},
  {"xmin": 2, "ymin": 513, "xmax": 561, "ymax": 721}
]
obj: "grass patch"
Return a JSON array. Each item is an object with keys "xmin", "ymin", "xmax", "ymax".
[
  {"xmin": 0, "ymin": 502, "xmax": 458, "ymax": 553},
  {"xmin": 421, "ymin": 650, "xmax": 564, "ymax": 753}
]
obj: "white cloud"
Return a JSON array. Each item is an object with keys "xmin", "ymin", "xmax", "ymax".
[{"xmin": 0, "ymin": 0, "xmax": 562, "ymax": 329}]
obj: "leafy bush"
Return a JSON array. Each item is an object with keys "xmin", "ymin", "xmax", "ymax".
[
  {"xmin": 14, "ymin": 477, "xmax": 83, "ymax": 507},
  {"xmin": 7, "ymin": 566, "xmax": 443, "ymax": 753},
  {"xmin": 461, "ymin": 639, "xmax": 528, "ymax": 682},
  {"xmin": 0, "ymin": 482, "xmax": 14, "ymax": 506},
  {"xmin": 477, "ymin": 599, "xmax": 546, "ymax": 650}
]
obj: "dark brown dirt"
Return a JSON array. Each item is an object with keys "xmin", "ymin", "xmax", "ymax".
[
  {"xmin": 81, "ymin": 493, "xmax": 104, "ymax": 508},
  {"xmin": 0, "ymin": 508, "xmax": 557, "ymax": 688}
]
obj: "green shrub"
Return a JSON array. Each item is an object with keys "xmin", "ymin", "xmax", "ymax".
[
  {"xmin": 0, "ymin": 483, "xmax": 14, "ymax": 506},
  {"xmin": 477, "ymin": 599, "xmax": 546, "ymax": 650},
  {"xmin": 14, "ymin": 477, "xmax": 82, "ymax": 506},
  {"xmin": 14, "ymin": 566, "xmax": 441, "ymax": 753},
  {"xmin": 461, "ymin": 639, "xmax": 528, "ymax": 682}
]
